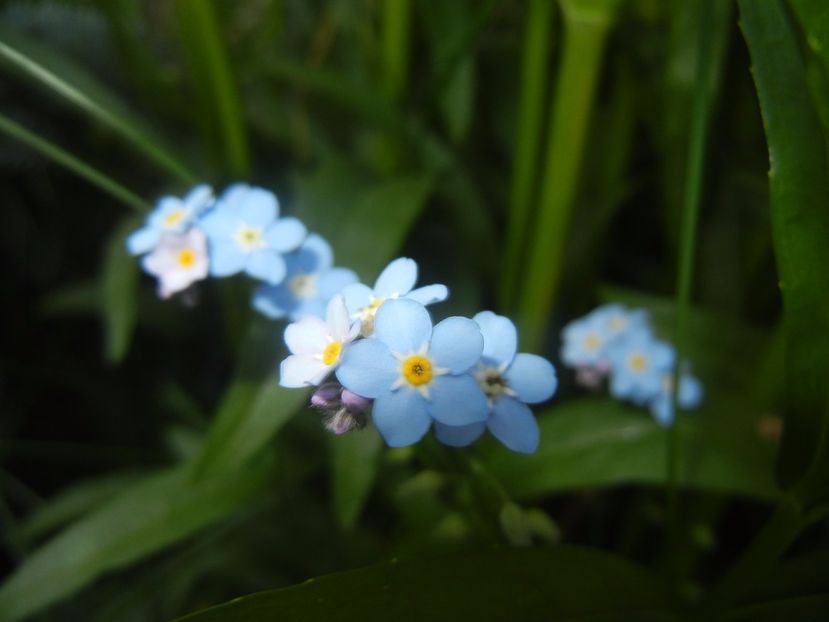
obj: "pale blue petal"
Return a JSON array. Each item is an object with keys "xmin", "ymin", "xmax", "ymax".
[
  {"xmin": 264, "ymin": 217, "xmax": 306, "ymax": 253},
  {"xmin": 126, "ymin": 227, "xmax": 159, "ymax": 255},
  {"xmin": 239, "ymin": 187, "xmax": 277, "ymax": 224},
  {"xmin": 650, "ymin": 396, "xmax": 674, "ymax": 427},
  {"xmin": 200, "ymin": 208, "xmax": 237, "ymax": 239},
  {"xmin": 504, "ymin": 353, "xmax": 557, "ymax": 404},
  {"xmin": 302, "ymin": 234, "xmax": 333, "ymax": 271},
  {"xmin": 336, "ymin": 338, "xmax": 398, "ymax": 398},
  {"xmin": 489, "ymin": 396, "xmax": 539, "ymax": 453},
  {"xmin": 405, "ymin": 284, "xmax": 448, "ymax": 306},
  {"xmin": 219, "ymin": 183, "xmax": 250, "ymax": 206},
  {"xmin": 434, "ymin": 421, "xmax": 486, "ymax": 447},
  {"xmin": 183, "ymin": 184, "xmax": 213, "ymax": 209},
  {"xmin": 148, "ymin": 197, "xmax": 180, "ymax": 227},
  {"xmin": 245, "ymin": 250, "xmax": 286, "ymax": 284},
  {"xmin": 609, "ymin": 370, "xmax": 635, "ymax": 400},
  {"xmin": 374, "ymin": 257, "xmax": 417, "ymax": 298},
  {"xmin": 342, "ymin": 283, "xmax": 373, "ymax": 315},
  {"xmin": 209, "ymin": 239, "xmax": 247, "ymax": 277},
  {"xmin": 651, "ymin": 341, "xmax": 676, "ymax": 369},
  {"xmin": 251, "ymin": 284, "xmax": 291, "ymax": 320},
  {"xmin": 317, "ymin": 268, "xmax": 359, "ymax": 299},
  {"xmin": 292, "ymin": 298, "xmax": 326, "ymax": 320},
  {"xmin": 429, "ymin": 316, "xmax": 483, "ymax": 373},
  {"xmin": 374, "ymin": 298, "xmax": 432, "ymax": 354},
  {"xmin": 679, "ymin": 375, "xmax": 704, "ymax": 409},
  {"xmin": 372, "ymin": 389, "xmax": 431, "ymax": 447},
  {"xmin": 473, "ymin": 311, "xmax": 517, "ymax": 366},
  {"xmin": 428, "ymin": 374, "xmax": 488, "ymax": 426}
]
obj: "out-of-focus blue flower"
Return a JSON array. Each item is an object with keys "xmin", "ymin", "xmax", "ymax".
[
  {"xmin": 126, "ymin": 185, "xmax": 214, "ymax": 255},
  {"xmin": 251, "ymin": 234, "xmax": 358, "ymax": 321},
  {"xmin": 561, "ymin": 303, "xmax": 650, "ymax": 369},
  {"xmin": 591, "ymin": 303, "xmax": 650, "ymax": 341},
  {"xmin": 200, "ymin": 184, "xmax": 306, "ymax": 284},
  {"xmin": 434, "ymin": 311, "xmax": 557, "ymax": 454},
  {"xmin": 341, "ymin": 258, "xmax": 448, "ymax": 336},
  {"xmin": 608, "ymin": 330, "xmax": 675, "ymax": 405},
  {"xmin": 336, "ymin": 299, "xmax": 486, "ymax": 447},
  {"xmin": 649, "ymin": 369, "xmax": 704, "ymax": 426},
  {"xmin": 141, "ymin": 228, "xmax": 209, "ymax": 299}
]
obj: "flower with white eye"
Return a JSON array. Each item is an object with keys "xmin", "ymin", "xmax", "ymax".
[
  {"xmin": 607, "ymin": 330, "xmax": 675, "ymax": 406},
  {"xmin": 141, "ymin": 228, "xmax": 209, "ymax": 299},
  {"xmin": 126, "ymin": 185, "xmax": 214, "ymax": 255}
]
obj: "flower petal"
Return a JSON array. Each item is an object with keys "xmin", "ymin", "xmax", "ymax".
[
  {"xmin": 488, "ymin": 396, "xmax": 539, "ymax": 453},
  {"xmin": 342, "ymin": 283, "xmax": 374, "ymax": 315},
  {"xmin": 238, "ymin": 187, "xmax": 277, "ymax": 224},
  {"xmin": 649, "ymin": 395, "xmax": 673, "ymax": 427},
  {"xmin": 126, "ymin": 227, "xmax": 159, "ymax": 255},
  {"xmin": 372, "ymin": 389, "xmax": 431, "ymax": 447},
  {"xmin": 336, "ymin": 338, "xmax": 398, "ymax": 398},
  {"xmin": 374, "ymin": 257, "xmax": 417, "ymax": 298},
  {"xmin": 473, "ymin": 311, "xmax": 517, "ymax": 366},
  {"xmin": 284, "ymin": 316, "xmax": 329, "ymax": 355},
  {"xmin": 183, "ymin": 184, "xmax": 213, "ymax": 212},
  {"xmin": 251, "ymin": 284, "xmax": 291, "ymax": 320},
  {"xmin": 245, "ymin": 250, "xmax": 287, "ymax": 284},
  {"xmin": 325, "ymin": 295, "xmax": 352, "ymax": 341},
  {"xmin": 199, "ymin": 208, "xmax": 237, "ymax": 239},
  {"xmin": 209, "ymin": 239, "xmax": 247, "ymax": 277},
  {"xmin": 301, "ymin": 233, "xmax": 333, "ymax": 271},
  {"xmin": 504, "ymin": 353, "xmax": 557, "ymax": 404},
  {"xmin": 265, "ymin": 217, "xmax": 306, "ymax": 253},
  {"xmin": 405, "ymin": 284, "xmax": 448, "ymax": 306},
  {"xmin": 434, "ymin": 421, "xmax": 486, "ymax": 447},
  {"xmin": 429, "ymin": 316, "xmax": 483, "ymax": 373},
  {"xmin": 279, "ymin": 354, "xmax": 330, "ymax": 388},
  {"xmin": 374, "ymin": 298, "xmax": 433, "ymax": 354},
  {"xmin": 428, "ymin": 374, "xmax": 488, "ymax": 426},
  {"xmin": 317, "ymin": 268, "xmax": 359, "ymax": 299}
]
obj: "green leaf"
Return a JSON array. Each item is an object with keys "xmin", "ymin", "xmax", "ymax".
[
  {"xmin": 0, "ymin": 463, "xmax": 267, "ymax": 622},
  {"xmin": 721, "ymin": 594, "xmax": 829, "ymax": 622},
  {"xmin": 329, "ymin": 427, "xmax": 383, "ymax": 531},
  {"xmin": 484, "ymin": 398, "xmax": 778, "ymax": 501},
  {"xmin": 175, "ymin": 546, "xmax": 673, "ymax": 621},
  {"xmin": 101, "ymin": 217, "xmax": 141, "ymax": 363},
  {"xmin": 739, "ymin": 0, "xmax": 829, "ymax": 491},
  {"xmin": 0, "ymin": 27, "xmax": 195, "ymax": 183}
]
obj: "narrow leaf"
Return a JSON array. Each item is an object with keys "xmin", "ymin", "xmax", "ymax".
[{"xmin": 102, "ymin": 217, "xmax": 141, "ymax": 363}]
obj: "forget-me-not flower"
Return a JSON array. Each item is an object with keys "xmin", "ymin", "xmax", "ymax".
[
  {"xmin": 127, "ymin": 185, "xmax": 214, "ymax": 255},
  {"xmin": 200, "ymin": 184, "xmax": 306, "ymax": 284},
  {"xmin": 252, "ymin": 234, "xmax": 358, "ymax": 321},
  {"xmin": 435, "ymin": 311, "xmax": 557, "ymax": 454},
  {"xmin": 336, "ymin": 299, "xmax": 487, "ymax": 447},
  {"xmin": 561, "ymin": 303, "xmax": 650, "ymax": 369},
  {"xmin": 141, "ymin": 229, "xmax": 209, "ymax": 299},
  {"xmin": 649, "ymin": 369, "xmax": 704, "ymax": 426},
  {"xmin": 280, "ymin": 295, "xmax": 359, "ymax": 388},
  {"xmin": 341, "ymin": 258, "xmax": 448, "ymax": 336},
  {"xmin": 608, "ymin": 330, "xmax": 675, "ymax": 405}
]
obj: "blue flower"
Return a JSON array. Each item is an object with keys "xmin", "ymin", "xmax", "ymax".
[
  {"xmin": 649, "ymin": 369, "xmax": 704, "ymax": 426},
  {"xmin": 251, "ymin": 234, "xmax": 358, "ymax": 321},
  {"xmin": 341, "ymin": 257, "xmax": 448, "ymax": 336},
  {"xmin": 608, "ymin": 329, "xmax": 675, "ymax": 405},
  {"xmin": 200, "ymin": 183, "xmax": 306, "ymax": 284},
  {"xmin": 560, "ymin": 303, "xmax": 650, "ymax": 369},
  {"xmin": 335, "ymin": 299, "xmax": 487, "ymax": 447},
  {"xmin": 126, "ymin": 185, "xmax": 214, "ymax": 255},
  {"xmin": 434, "ymin": 311, "xmax": 557, "ymax": 454},
  {"xmin": 591, "ymin": 303, "xmax": 650, "ymax": 341}
]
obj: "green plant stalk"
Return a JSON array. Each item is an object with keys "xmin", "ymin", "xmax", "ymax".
[
  {"xmin": 667, "ymin": 0, "xmax": 716, "ymax": 587},
  {"xmin": 377, "ymin": 0, "xmax": 412, "ymax": 173},
  {"xmin": 0, "ymin": 114, "xmax": 149, "ymax": 212},
  {"xmin": 0, "ymin": 38, "xmax": 196, "ymax": 185},
  {"xmin": 500, "ymin": 0, "xmax": 554, "ymax": 311},
  {"xmin": 517, "ymin": 0, "xmax": 620, "ymax": 351}
]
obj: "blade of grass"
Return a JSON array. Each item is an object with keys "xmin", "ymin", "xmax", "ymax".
[
  {"xmin": 0, "ymin": 113, "xmax": 149, "ymax": 212},
  {"xmin": 0, "ymin": 28, "xmax": 196, "ymax": 184},
  {"xmin": 101, "ymin": 216, "xmax": 142, "ymax": 363}
]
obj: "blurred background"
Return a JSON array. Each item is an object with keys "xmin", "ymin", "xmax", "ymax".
[{"xmin": 0, "ymin": 0, "xmax": 826, "ymax": 620}]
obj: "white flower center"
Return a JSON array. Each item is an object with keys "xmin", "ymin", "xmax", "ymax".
[
  {"xmin": 234, "ymin": 224, "xmax": 266, "ymax": 252},
  {"xmin": 289, "ymin": 273, "xmax": 317, "ymax": 299},
  {"xmin": 475, "ymin": 363, "xmax": 515, "ymax": 404}
]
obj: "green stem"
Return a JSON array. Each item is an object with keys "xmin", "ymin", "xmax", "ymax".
[
  {"xmin": 0, "ymin": 114, "xmax": 150, "ymax": 212},
  {"xmin": 517, "ymin": 0, "xmax": 620, "ymax": 351},
  {"xmin": 381, "ymin": 0, "xmax": 412, "ymax": 103},
  {"xmin": 500, "ymin": 0, "xmax": 554, "ymax": 311}
]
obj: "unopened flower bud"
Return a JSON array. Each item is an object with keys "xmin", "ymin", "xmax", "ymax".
[
  {"xmin": 310, "ymin": 383, "xmax": 343, "ymax": 410},
  {"xmin": 341, "ymin": 389, "xmax": 371, "ymax": 414}
]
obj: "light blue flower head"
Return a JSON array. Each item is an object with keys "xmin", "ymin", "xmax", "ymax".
[
  {"xmin": 341, "ymin": 257, "xmax": 448, "ymax": 336},
  {"xmin": 336, "ymin": 298, "xmax": 487, "ymax": 447},
  {"xmin": 608, "ymin": 329, "xmax": 676, "ymax": 406},
  {"xmin": 590, "ymin": 303, "xmax": 650, "ymax": 340},
  {"xmin": 251, "ymin": 234, "xmax": 358, "ymax": 321},
  {"xmin": 561, "ymin": 303, "xmax": 651, "ymax": 369},
  {"xmin": 649, "ymin": 368, "xmax": 704, "ymax": 426},
  {"xmin": 199, "ymin": 183, "xmax": 307, "ymax": 284},
  {"xmin": 435, "ymin": 311, "xmax": 558, "ymax": 454},
  {"xmin": 126, "ymin": 184, "xmax": 214, "ymax": 255}
]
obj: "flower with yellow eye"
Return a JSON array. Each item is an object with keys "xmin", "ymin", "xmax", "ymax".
[
  {"xmin": 141, "ymin": 229, "xmax": 209, "ymax": 299},
  {"xmin": 607, "ymin": 330, "xmax": 675, "ymax": 405},
  {"xmin": 126, "ymin": 185, "xmax": 214, "ymax": 256}
]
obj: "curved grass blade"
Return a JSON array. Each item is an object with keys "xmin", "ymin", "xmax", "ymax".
[
  {"xmin": 0, "ymin": 113, "xmax": 150, "ymax": 212},
  {"xmin": 102, "ymin": 217, "xmax": 141, "ymax": 363},
  {"xmin": 0, "ymin": 28, "xmax": 196, "ymax": 184}
]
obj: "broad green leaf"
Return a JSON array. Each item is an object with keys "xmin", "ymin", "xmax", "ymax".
[
  {"xmin": 175, "ymin": 546, "xmax": 673, "ymax": 621},
  {"xmin": 0, "ymin": 463, "xmax": 267, "ymax": 622},
  {"xmin": 788, "ymin": 1, "xmax": 829, "ymax": 76},
  {"xmin": 740, "ymin": 0, "xmax": 829, "ymax": 491},
  {"xmin": 102, "ymin": 217, "xmax": 141, "ymax": 363},
  {"xmin": 483, "ymin": 398, "xmax": 778, "ymax": 501},
  {"xmin": 0, "ymin": 27, "xmax": 195, "ymax": 183},
  {"xmin": 329, "ymin": 427, "xmax": 382, "ymax": 531}
]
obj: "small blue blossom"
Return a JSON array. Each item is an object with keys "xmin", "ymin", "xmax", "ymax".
[
  {"xmin": 126, "ymin": 185, "xmax": 214, "ymax": 255},
  {"xmin": 341, "ymin": 257, "xmax": 448, "ymax": 336},
  {"xmin": 434, "ymin": 311, "xmax": 557, "ymax": 454},
  {"xmin": 252, "ymin": 234, "xmax": 358, "ymax": 321},
  {"xmin": 608, "ymin": 329, "xmax": 675, "ymax": 406},
  {"xmin": 649, "ymin": 369, "xmax": 704, "ymax": 426},
  {"xmin": 200, "ymin": 183, "xmax": 306, "ymax": 284},
  {"xmin": 561, "ymin": 303, "xmax": 650, "ymax": 370},
  {"xmin": 336, "ymin": 299, "xmax": 487, "ymax": 447}
]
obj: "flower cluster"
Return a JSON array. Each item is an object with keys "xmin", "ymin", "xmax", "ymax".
[
  {"xmin": 560, "ymin": 304, "xmax": 703, "ymax": 425},
  {"xmin": 127, "ymin": 184, "xmax": 558, "ymax": 453}
]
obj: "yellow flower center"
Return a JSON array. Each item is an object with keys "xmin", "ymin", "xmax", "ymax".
[
  {"xmin": 322, "ymin": 341, "xmax": 342, "ymax": 366},
  {"xmin": 628, "ymin": 353, "xmax": 648, "ymax": 373},
  {"xmin": 359, "ymin": 297, "xmax": 386, "ymax": 336},
  {"xmin": 402, "ymin": 355, "xmax": 433, "ymax": 386},
  {"xmin": 234, "ymin": 225, "xmax": 265, "ymax": 251},
  {"xmin": 583, "ymin": 334, "xmax": 601, "ymax": 350},
  {"xmin": 177, "ymin": 248, "xmax": 197, "ymax": 268},
  {"xmin": 163, "ymin": 209, "xmax": 186, "ymax": 228}
]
